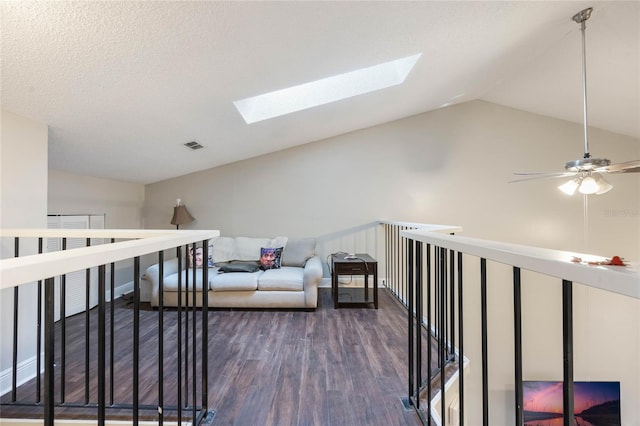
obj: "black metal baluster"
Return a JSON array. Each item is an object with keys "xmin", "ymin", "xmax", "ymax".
[
  {"xmin": 407, "ymin": 239, "xmax": 414, "ymax": 406},
  {"xmin": 562, "ymin": 280, "xmax": 574, "ymax": 426},
  {"xmin": 12, "ymin": 237, "xmax": 19, "ymax": 402},
  {"xmin": 98, "ymin": 265, "xmax": 106, "ymax": 425},
  {"xmin": 443, "ymin": 248, "xmax": 448, "ymax": 364},
  {"xmin": 396, "ymin": 226, "xmax": 401, "ymax": 303},
  {"xmin": 44, "ymin": 277, "xmax": 55, "ymax": 426},
  {"xmin": 387, "ymin": 226, "xmax": 392, "ymax": 294},
  {"xmin": 398, "ymin": 226, "xmax": 402, "ymax": 302},
  {"xmin": 158, "ymin": 250, "xmax": 164, "ymax": 424},
  {"xmin": 440, "ymin": 247, "xmax": 446, "ymax": 426},
  {"xmin": 192, "ymin": 243, "xmax": 197, "ymax": 422},
  {"xmin": 513, "ymin": 267, "xmax": 523, "ymax": 426},
  {"xmin": 449, "ymin": 249, "xmax": 455, "ymax": 358},
  {"xmin": 399, "ymin": 226, "xmax": 403, "ymax": 301},
  {"xmin": 36, "ymin": 238, "xmax": 43, "ymax": 403},
  {"xmin": 85, "ymin": 237, "xmax": 91, "ymax": 405},
  {"xmin": 415, "ymin": 242, "xmax": 423, "ymax": 410},
  {"xmin": 436, "ymin": 246, "xmax": 442, "ymax": 368},
  {"xmin": 201, "ymin": 241, "xmax": 209, "ymax": 417},
  {"xmin": 110, "ymin": 238, "xmax": 115, "ymax": 407},
  {"xmin": 61, "ymin": 238, "xmax": 67, "ymax": 403},
  {"xmin": 481, "ymin": 258, "xmax": 488, "ymax": 426},
  {"xmin": 434, "ymin": 246, "xmax": 439, "ymax": 368},
  {"xmin": 457, "ymin": 251, "xmax": 464, "ymax": 426},
  {"xmin": 426, "ymin": 243, "xmax": 432, "ymax": 426},
  {"xmin": 184, "ymin": 245, "xmax": 190, "ymax": 408},
  {"xmin": 133, "ymin": 257, "xmax": 140, "ymax": 426},
  {"xmin": 177, "ymin": 246, "xmax": 183, "ymax": 422}
]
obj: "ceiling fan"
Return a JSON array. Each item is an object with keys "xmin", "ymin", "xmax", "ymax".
[{"xmin": 511, "ymin": 7, "xmax": 640, "ymax": 195}]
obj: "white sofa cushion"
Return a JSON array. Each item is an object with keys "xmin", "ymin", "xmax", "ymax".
[
  {"xmin": 210, "ymin": 270, "xmax": 262, "ymax": 291},
  {"xmin": 257, "ymin": 267, "xmax": 304, "ymax": 291},
  {"xmin": 163, "ymin": 270, "xmax": 212, "ymax": 291}
]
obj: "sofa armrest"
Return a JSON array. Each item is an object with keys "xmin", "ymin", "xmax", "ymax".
[
  {"xmin": 303, "ymin": 256, "xmax": 323, "ymax": 286},
  {"xmin": 146, "ymin": 257, "xmax": 181, "ymax": 307},
  {"xmin": 302, "ymin": 255, "xmax": 322, "ymax": 308}
]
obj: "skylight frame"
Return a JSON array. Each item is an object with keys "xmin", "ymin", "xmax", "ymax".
[{"xmin": 233, "ymin": 53, "xmax": 422, "ymax": 124}]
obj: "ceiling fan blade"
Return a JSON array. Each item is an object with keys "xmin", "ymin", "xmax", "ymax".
[
  {"xmin": 597, "ymin": 159, "xmax": 640, "ymax": 174},
  {"xmin": 509, "ymin": 172, "xmax": 576, "ymax": 183}
]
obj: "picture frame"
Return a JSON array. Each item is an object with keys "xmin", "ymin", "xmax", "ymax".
[{"xmin": 523, "ymin": 381, "xmax": 621, "ymax": 425}]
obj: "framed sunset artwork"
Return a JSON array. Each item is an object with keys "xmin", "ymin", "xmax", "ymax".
[{"xmin": 523, "ymin": 381, "xmax": 620, "ymax": 426}]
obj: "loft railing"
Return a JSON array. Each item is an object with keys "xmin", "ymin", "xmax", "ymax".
[
  {"xmin": 4, "ymin": 225, "xmax": 637, "ymax": 425},
  {"xmin": 380, "ymin": 222, "xmax": 461, "ymax": 306},
  {"xmin": 0, "ymin": 228, "xmax": 219, "ymax": 425},
  {"xmin": 381, "ymin": 223, "xmax": 639, "ymax": 426},
  {"xmin": 379, "ymin": 222, "xmax": 462, "ymax": 424}
]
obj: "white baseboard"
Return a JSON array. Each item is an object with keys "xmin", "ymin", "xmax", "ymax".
[
  {"xmin": 0, "ymin": 353, "xmax": 43, "ymax": 398},
  {"xmin": 0, "ymin": 282, "xmax": 135, "ymax": 399},
  {"xmin": 105, "ymin": 282, "xmax": 136, "ymax": 301},
  {"xmin": 114, "ymin": 279, "xmax": 151, "ymax": 302}
]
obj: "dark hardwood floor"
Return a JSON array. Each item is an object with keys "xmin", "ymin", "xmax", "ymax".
[{"xmin": 1, "ymin": 288, "xmax": 432, "ymax": 425}]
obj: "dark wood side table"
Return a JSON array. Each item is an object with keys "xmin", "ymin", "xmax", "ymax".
[{"xmin": 331, "ymin": 253, "xmax": 378, "ymax": 309}]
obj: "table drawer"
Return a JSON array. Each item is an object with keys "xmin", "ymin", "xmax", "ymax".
[{"xmin": 335, "ymin": 263, "xmax": 369, "ymax": 274}]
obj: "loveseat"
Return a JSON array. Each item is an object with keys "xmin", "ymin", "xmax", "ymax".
[{"xmin": 146, "ymin": 236, "xmax": 322, "ymax": 309}]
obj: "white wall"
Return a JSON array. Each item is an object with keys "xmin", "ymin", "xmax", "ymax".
[
  {"xmin": 144, "ymin": 100, "xmax": 640, "ymax": 424},
  {"xmin": 0, "ymin": 117, "xmax": 147, "ymax": 395},
  {"xmin": 48, "ymin": 169, "xmax": 145, "ymax": 229},
  {"xmin": 0, "ymin": 110, "xmax": 48, "ymax": 388},
  {"xmin": 48, "ymin": 169, "xmax": 146, "ymax": 292},
  {"xmin": 145, "ymin": 101, "xmax": 640, "ymax": 258}
]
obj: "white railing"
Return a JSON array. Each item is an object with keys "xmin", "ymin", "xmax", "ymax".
[
  {"xmin": 1, "ymin": 229, "xmax": 219, "ymax": 290},
  {"xmin": 401, "ymin": 228, "xmax": 639, "ymax": 300},
  {"xmin": 0, "ymin": 228, "xmax": 219, "ymax": 425},
  {"xmin": 396, "ymin": 226, "xmax": 639, "ymax": 425},
  {"xmin": 379, "ymin": 221, "xmax": 462, "ymax": 305}
]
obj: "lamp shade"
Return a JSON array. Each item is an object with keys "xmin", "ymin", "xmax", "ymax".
[{"xmin": 171, "ymin": 205, "xmax": 195, "ymax": 226}]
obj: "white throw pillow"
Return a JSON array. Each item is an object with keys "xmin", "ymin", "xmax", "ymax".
[
  {"xmin": 232, "ymin": 237, "xmax": 271, "ymax": 261},
  {"xmin": 281, "ymin": 238, "xmax": 316, "ymax": 267},
  {"xmin": 211, "ymin": 237, "xmax": 235, "ymax": 264},
  {"xmin": 270, "ymin": 236, "xmax": 288, "ymax": 249}
]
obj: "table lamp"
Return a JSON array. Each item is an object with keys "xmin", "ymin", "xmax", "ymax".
[{"xmin": 170, "ymin": 198, "xmax": 194, "ymax": 229}]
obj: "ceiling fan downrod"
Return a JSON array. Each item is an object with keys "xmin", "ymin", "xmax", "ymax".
[
  {"xmin": 572, "ymin": 7, "xmax": 593, "ymax": 160},
  {"xmin": 511, "ymin": 7, "xmax": 640, "ymax": 195}
]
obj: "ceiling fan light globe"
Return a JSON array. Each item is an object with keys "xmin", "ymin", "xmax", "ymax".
[
  {"xmin": 595, "ymin": 175, "xmax": 613, "ymax": 195},
  {"xmin": 558, "ymin": 179, "xmax": 579, "ymax": 195},
  {"xmin": 578, "ymin": 176, "xmax": 599, "ymax": 194},
  {"xmin": 596, "ymin": 184, "xmax": 613, "ymax": 195}
]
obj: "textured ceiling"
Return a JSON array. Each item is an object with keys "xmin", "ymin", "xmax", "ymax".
[{"xmin": 1, "ymin": 1, "xmax": 638, "ymax": 184}]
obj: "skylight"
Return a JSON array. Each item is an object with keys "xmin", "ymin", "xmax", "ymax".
[{"xmin": 233, "ymin": 53, "xmax": 422, "ymax": 124}]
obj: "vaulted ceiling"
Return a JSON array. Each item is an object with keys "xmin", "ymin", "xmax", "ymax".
[{"xmin": 2, "ymin": 1, "xmax": 638, "ymax": 184}]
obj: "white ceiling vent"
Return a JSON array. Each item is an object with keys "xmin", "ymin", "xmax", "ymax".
[{"xmin": 183, "ymin": 141, "xmax": 204, "ymax": 150}]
